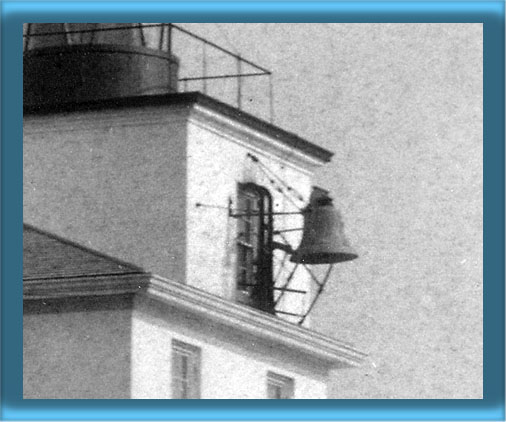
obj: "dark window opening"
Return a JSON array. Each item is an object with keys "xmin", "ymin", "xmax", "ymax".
[{"xmin": 236, "ymin": 183, "xmax": 275, "ymax": 313}]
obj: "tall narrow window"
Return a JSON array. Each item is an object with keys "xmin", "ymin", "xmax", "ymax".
[
  {"xmin": 267, "ymin": 372, "xmax": 294, "ymax": 399},
  {"xmin": 236, "ymin": 183, "xmax": 274, "ymax": 313},
  {"xmin": 171, "ymin": 340, "xmax": 201, "ymax": 399}
]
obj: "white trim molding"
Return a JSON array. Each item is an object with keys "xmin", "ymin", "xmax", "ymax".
[
  {"xmin": 23, "ymin": 272, "xmax": 367, "ymax": 368},
  {"xmin": 146, "ymin": 274, "xmax": 367, "ymax": 367},
  {"xmin": 189, "ymin": 104, "xmax": 326, "ymax": 173}
]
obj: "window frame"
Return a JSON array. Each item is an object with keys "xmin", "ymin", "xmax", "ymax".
[
  {"xmin": 266, "ymin": 371, "xmax": 295, "ymax": 399},
  {"xmin": 236, "ymin": 182, "xmax": 275, "ymax": 313},
  {"xmin": 171, "ymin": 339, "xmax": 201, "ymax": 399}
]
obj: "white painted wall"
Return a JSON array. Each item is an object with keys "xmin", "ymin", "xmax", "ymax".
[
  {"xmin": 24, "ymin": 102, "xmax": 328, "ymax": 325},
  {"xmin": 131, "ymin": 294, "xmax": 328, "ymax": 399},
  {"xmin": 23, "ymin": 103, "xmax": 334, "ymax": 401},
  {"xmin": 180, "ymin": 23, "xmax": 483, "ymax": 399},
  {"xmin": 23, "ymin": 107, "xmax": 188, "ymax": 282},
  {"xmin": 23, "ymin": 294, "xmax": 329, "ymax": 399},
  {"xmin": 23, "ymin": 299, "xmax": 133, "ymax": 399},
  {"xmin": 186, "ymin": 117, "xmax": 316, "ymax": 324}
]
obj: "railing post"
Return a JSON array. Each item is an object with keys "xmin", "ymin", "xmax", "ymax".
[
  {"xmin": 24, "ymin": 23, "xmax": 32, "ymax": 50},
  {"xmin": 237, "ymin": 55, "xmax": 242, "ymax": 109},
  {"xmin": 203, "ymin": 43, "xmax": 208, "ymax": 94},
  {"xmin": 168, "ymin": 23, "xmax": 173, "ymax": 55},
  {"xmin": 159, "ymin": 23, "xmax": 165, "ymax": 50},
  {"xmin": 168, "ymin": 24, "xmax": 173, "ymax": 92},
  {"xmin": 63, "ymin": 23, "xmax": 73, "ymax": 46},
  {"xmin": 269, "ymin": 73, "xmax": 274, "ymax": 123}
]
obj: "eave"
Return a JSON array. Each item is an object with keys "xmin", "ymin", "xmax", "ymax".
[
  {"xmin": 23, "ymin": 92, "xmax": 333, "ymax": 165},
  {"xmin": 23, "ymin": 273, "xmax": 367, "ymax": 368}
]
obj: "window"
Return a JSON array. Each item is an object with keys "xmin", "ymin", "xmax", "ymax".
[
  {"xmin": 236, "ymin": 183, "xmax": 274, "ymax": 313},
  {"xmin": 267, "ymin": 372, "xmax": 294, "ymax": 399},
  {"xmin": 171, "ymin": 340, "xmax": 201, "ymax": 399}
]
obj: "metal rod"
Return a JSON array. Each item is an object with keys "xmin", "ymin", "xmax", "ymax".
[
  {"xmin": 301, "ymin": 263, "xmax": 324, "ymax": 288},
  {"xmin": 138, "ymin": 23, "xmax": 146, "ymax": 47},
  {"xmin": 195, "ymin": 202, "xmax": 230, "ymax": 210},
  {"xmin": 159, "ymin": 23, "xmax": 165, "ymax": 50},
  {"xmin": 24, "ymin": 23, "xmax": 32, "ymax": 50},
  {"xmin": 22, "ymin": 23, "xmax": 271, "ymax": 74},
  {"xmin": 274, "ymin": 263, "xmax": 299, "ymax": 306},
  {"xmin": 298, "ymin": 265, "xmax": 333, "ymax": 325},
  {"xmin": 195, "ymin": 202, "xmax": 301, "ymax": 216},
  {"xmin": 237, "ymin": 55, "xmax": 242, "ymax": 109},
  {"xmin": 269, "ymin": 74, "xmax": 274, "ymax": 123},
  {"xmin": 272, "ymin": 241, "xmax": 294, "ymax": 254},
  {"xmin": 23, "ymin": 24, "xmax": 162, "ymax": 37},
  {"xmin": 203, "ymin": 43, "xmax": 208, "ymax": 94},
  {"xmin": 168, "ymin": 23, "xmax": 173, "ymax": 55},
  {"xmin": 273, "ymin": 287, "xmax": 306, "ymax": 294},
  {"xmin": 231, "ymin": 210, "xmax": 304, "ymax": 218},
  {"xmin": 275, "ymin": 310, "xmax": 304, "ymax": 317},
  {"xmin": 89, "ymin": 23, "xmax": 96, "ymax": 43},
  {"xmin": 63, "ymin": 23, "xmax": 73, "ymax": 45},
  {"xmin": 273, "ymin": 250, "xmax": 289, "ymax": 281},
  {"xmin": 248, "ymin": 153, "xmax": 306, "ymax": 204},
  {"xmin": 24, "ymin": 23, "xmax": 274, "ymax": 116},
  {"xmin": 179, "ymin": 72, "xmax": 267, "ymax": 82},
  {"xmin": 273, "ymin": 228, "xmax": 303, "ymax": 234},
  {"xmin": 169, "ymin": 23, "xmax": 272, "ymax": 74},
  {"xmin": 168, "ymin": 24, "xmax": 173, "ymax": 91}
]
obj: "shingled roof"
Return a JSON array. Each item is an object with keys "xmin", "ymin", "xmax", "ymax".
[{"xmin": 23, "ymin": 224, "xmax": 144, "ymax": 280}]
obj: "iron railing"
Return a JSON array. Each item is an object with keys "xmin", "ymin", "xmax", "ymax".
[{"xmin": 23, "ymin": 23, "xmax": 275, "ymax": 122}]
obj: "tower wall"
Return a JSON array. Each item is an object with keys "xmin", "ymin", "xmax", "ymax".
[
  {"xmin": 23, "ymin": 292, "xmax": 330, "ymax": 399},
  {"xmin": 186, "ymin": 116, "xmax": 315, "ymax": 324},
  {"xmin": 131, "ymin": 294, "xmax": 328, "ymax": 399},
  {"xmin": 23, "ymin": 296, "xmax": 133, "ymax": 399},
  {"xmin": 23, "ymin": 23, "xmax": 179, "ymax": 107},
  {"xmin": 23, "ymin": 107, "xmax": 188, "ymax": 282}
]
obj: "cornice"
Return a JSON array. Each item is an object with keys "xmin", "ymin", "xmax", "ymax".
[
  {"xmin": 23, "ymin": 106, "xmax": 189, "ymax": 135},
  {"xmin": 23, "ymin": 92, "xmax": 333, "ymax": 165},
  {"xmin": 188, "ymin": 105, "xmax": 323, "ymax": 174},
  {"xmin": 146, "ymin": 275, "xmax": 367, "ymax": 367},
  {"xmin": 23, "ymin": 273, "xmax": 149, "ymax": 299},
  {"xmin": 23, "ymin": 273, "xmax": 367, "ymax": 366},
  {"xmin": 23, "ymin": 273, "xmax": 366, "ymax": 367}
]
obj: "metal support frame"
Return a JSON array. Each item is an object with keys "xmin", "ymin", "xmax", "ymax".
[
  {"xmin": 298, "ymin": 265, "xmax": 333, "ymax": 325},
  {"xmin": 195, "ymin": 201, "xmax": 305, "ymax": 218},
  {"xmin": 196, "ymin": 199, "xmax": 338, "ymax": 325},
  {"xmin": 167, "ymin": 24, "xmax": 173, "ymax": 90}
]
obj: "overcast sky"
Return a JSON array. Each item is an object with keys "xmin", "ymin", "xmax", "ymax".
[{"xmin": 178, "ymin": 23, "xmax": 483, "ymax": 399}]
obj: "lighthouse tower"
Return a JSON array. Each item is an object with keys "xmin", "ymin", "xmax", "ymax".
[{"xmin": 23, "ymin": 23, "xmax": 365, "ymax": 399}]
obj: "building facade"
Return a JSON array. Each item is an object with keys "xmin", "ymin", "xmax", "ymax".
[{"xmin": 23, "ymin": 23, "xmax": 365, "ymax": 399}]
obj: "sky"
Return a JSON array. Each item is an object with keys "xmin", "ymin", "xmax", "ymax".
[{"xmin": 178, "ymin": 23, "xmax": 483, "ymax": 399}]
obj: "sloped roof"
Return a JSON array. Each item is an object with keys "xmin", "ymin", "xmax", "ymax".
[
  {"xmin": 23, "ymin": 224, "xmax": 366, "ymax": 366},
  {"xmin": 23, "ymin": 224, "xmax": 144, "ymax": 280}
]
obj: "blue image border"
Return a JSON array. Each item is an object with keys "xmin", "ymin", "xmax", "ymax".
[{"xmin": 1, "ymin": 1, "xmax": 504, "ymax": 420}]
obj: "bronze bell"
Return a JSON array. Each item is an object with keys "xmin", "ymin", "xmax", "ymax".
[{"xmin": 290, "ymin": 188, "xmax": 358, "ymax": 264}]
